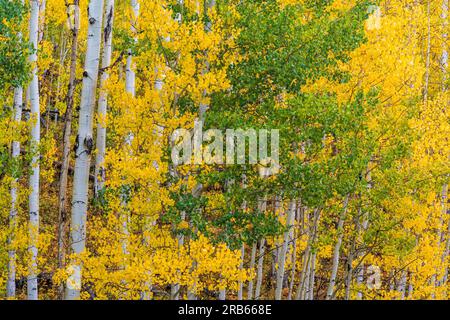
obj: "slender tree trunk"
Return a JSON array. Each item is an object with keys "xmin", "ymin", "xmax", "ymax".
[
  {"xmin": 304, "ymin": 209, "xmax": 320, "ymax": 300},
  {"xmin": 407, "ymin": 271, "xmax": 413, "ymax": 298},
  {"xmin": 237, "ymin": 244, "xmax": 245, "ymax": 300},
  {"xmin": 38, "ymin": 0, "xmax": 46, "ymax": 42},
  {"xmin": 296, "ymin": 208, "xmax": 320, "ymax": 300},
  {"xmin": 247, "ymin": 242, "xmax": 257, "ymax": 299},
  {"xmin": 254, "ymin": 238, "xmax": 265, "ymax": 300},
  {"xmin": 125, "ymin": 0, "xmax": 139, "ymax": 96},
  {"xmin": 7, "ymin": 86, "xmax": 23, "ymax": 299},
  {"xmin": 27, "ymin": 0, "xmax": 41, "ymax": 301},
  {"xmin": 296, "ymin": 224, "xmax": 310, "ymax": 299},
  {"xmin": 287, "ymin": 204, "xmax": 301, "ymax": 300},
  {"xmin": 253, "ymin": 198, "xmax": 267, "ymax": 300},
  {"xmin": 65, "ymin": 0, "xmax": 104, "ymax": 300},
  {"xmin": 7, "ymin": 1, "xmax": 25, "ymax": 298},
  {"xmin": 307, "ymin": 252, "xmax": 316, "ymax": 300},
  {"xmin": 246, "ymin": 198, "xmax": 265, "ymax": 299},
  {"xmin": 345, "ymin": 208, "xmax": 362, "ymax": 300},
  {"xmin": 94, "ymin": 0, "xmax": 114, "ymax": 197},
  {"xmin": 326, "ymin": 195, "xmax": 350, "ymax": 300},
  {"xmin": 439, "ymin": 0, "xmax": 450, "ymax": 293},
  {"xmin": 398, "ymin": 270, "xmax": 407, "ymax": 299},
  {"xmin": 57, "ymin": 0, "xmax": 80, "ymax": 300},
  {"xmin": 218, "ymin": 289, "xmax": 226, "ymax": 300},
  {"xmin": 275, "ymin": 201, "xmax": 296, "ymax": 300},
  {"xmin": 121, "ymin": 0, "xmax": 139, "ymax": 259}
]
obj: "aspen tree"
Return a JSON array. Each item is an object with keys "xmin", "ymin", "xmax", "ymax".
[
  {"xmin": 287, "ymin": 204, "xmax": 301, "ymax": 300},
  {"xmin": 7, "ymin": 87, "xmax": 23, "ymax": 299},
  {"xmin": 125, "ymin": 0, "xmax": 139, "ymax": 96},
  {"xmin": 296, "ymin": 208, "xmax": 320, "ymax": 300},
  {"xmin": 38, "ymin": 0, "xmax": 46, "ymax": 42},
  {"xmin": 94, "ymin": 0, "xmax": 115, "ymax": 197},
  {"xmin": 307, "ymin": 252, "xmax": 316, "ymax": 300},
  {"xmin": 254, "ymin": 199, "xmax": 267, "ymax": 300},
  {"xmin": 57, "ymin": 0, "xmax": 80, "ymax": 299},
  {"xmin": 326, "ymin": 195, "xmax": 350, "ymax": 300},
  {"xmin": 275, "ymin": 201, "xmax": 296, "ymax": 300},
  {"xmin": 439, "ymin": 0, "xmax": 449, "ymax": 290},
  {"xmin": 7, "ymin": 0, "xmax": 25, "ymax": 298},
  {"xmin": 28, "ymin": 0, "xmax": 41, "ymax": 301},
  {"xmin": 66, "ymin": 0, "xmax": 105, "ymax": 300},
  {"xmin": 345, "ymin": 209, "xmax": 361, "ymax": 300},
  {"xmin": 185, "ymin": 0, "xmax": 216, "ymax": 301}
]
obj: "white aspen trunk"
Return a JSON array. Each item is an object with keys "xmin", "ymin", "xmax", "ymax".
[
  {"xmin": 27, "ymin": 0, "xmax": 40, "ymax": 301},
  {"xmin": 345, "ymin": 210, "xmax": 361, "ymax": 300},
  {"xmin": 94, "ymin": 0, "xmax": 115, "ymax": 196},
  {"xmin": 253, "ymin": 198, "xmax": 267, "ymax": 300},
  {"xmin": 356, "ymin": 214, "xmax": 369, "ymax": 300},
  {"xmin": 57, "ymin": 0, "xmax": 80, "ymax": 299},
  {"xmin": 247, "ymin": 242, "xmax": 257, "ymax": 299},
  {"xmin": 254, "ymin": 238, "xmax": 265, "ymax": 300},
  {"xmin": 120, "ymin": 0, "xmax": 137, "ymax": 299},
  {"xmin": 65, "ymin": 0, "xmax": 104, "ymax": 300},
  {"xmin": 295, "ymin": 207, "xmax": 319, "ymax": 300},
  {"xmin": 306, "ymin": 208, "xmax": 321, "ymax": 301},
  {"xmin": 272, "ymin": 197, "xmax": 281, "ymax": 285},
  {"xmin": 125, "ymin": 0, "xmax": 139, "ymax": 96},
  {"xmin": 356, "ymin": 264, "xmax": 364, "ymax": 299},
  {"xmin": 326, "ymin": 195, "xmax": 350, "ymax": 300},
  {"xmin": 275, "ymin": 201, "xmax": 296, "ymax": 300},
  {"xmin": 7, "ymin": 1, "xmax": 25, "ymax": 297},
  {"xmin": 407, "ymin": 271, "xmax": 413, "ymax": 298},
  {"xmin": 439, "ymin": 0, "xmax": 449, "ymax": 292},
  {"xmin": 389, "ymin": 270, "xmax": 395, "ymax": 291},
  {"xmin": 345, "ymin": 244, "xmax": 354, "ymax": 300},
  {"xmin": 184, "ymin": 0, "xmax": 216, "ymax": 301},
  {"xmin": 237, "ymin": 244, "xmax": 245, "ymax": 300},
  {"xmin": 296, "ymin": 210, "xmax": 312, "ymax": 300},
  {"xmin": 169, "ymin": 1, "xmax": 183, "ymax": 296},
  {"xmin": 398, "ymin": 270, "xmax": 407, "ymax": 299},
  {"xmin": 302, "ymin": 253, "xmax": 311, "ymax": 300},
  {"xmin": 287, "ymin": 205, "xmax": 300, "ymax": 300},
  {"xmin": 7, "ymin": 86, "xmax": 23, "ymax": 298},
  {"xmin": 125, "ymin": 54, "xmax": 136, "ymax": 96},
  {"xmin": 38, "ymin": 0, "xmax": 46, "ymax": 42},
  {"xmin": 357, "ymin": 167, "xmax": 371, "ymax": 300},
  {"xmin": 247, "ymin": 197, "xmax": 264, "ymax": 299},
  {"xmin": 307, "ymin": 252, "xmax": 316, "ymax": 300}
]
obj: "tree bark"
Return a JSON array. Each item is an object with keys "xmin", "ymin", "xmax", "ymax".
[
  {"xmin": 326, "ymin": 195, "xmax": 350, "ymax": 300},
  {"xmin": 287, "ymin": 204, "xmax": 301, "ymax": 300},
  {"xmin": 275, "ymin": 201, "xmax": 296, "ymax": 300},
  {"xmin": 7, "ymin": 86, "xmax": 23, "ymax": 299},
  {"xmin": 57, "ymin": 0, "xmax": 80, "ymax": 300},
  {"xmin": 94, "ymin": 0, "xmax": 114, "ymax": 197},
  {"xmin": 65, "ymin": 0, "xmax": 105, "ymax": 300},
  {"xmin": 27, "ymin": 0, "xmax": 41, "ymax": 301}
]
